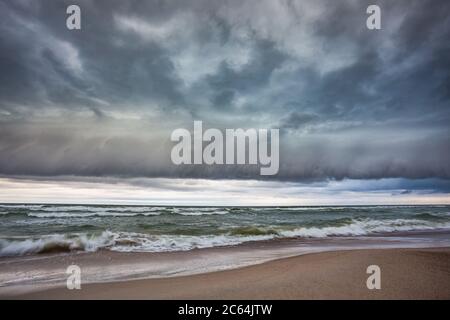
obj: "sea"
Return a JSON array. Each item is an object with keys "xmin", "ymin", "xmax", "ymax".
[{"xmin": 1, "ymin": 204, "xmax": 450, "ymax": 257}]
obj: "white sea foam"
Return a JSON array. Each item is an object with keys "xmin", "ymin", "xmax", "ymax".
[
  {"xmin": 271, "ymin": 205, "xmax": 442, "ymax": 212},
  {"xmin": 1, "ymin": 218, "xmax": 450, "ymax": 257},
  {"xmin": 27, "ymin": 211, "xmax": 162, "ymax": 218},
  {"xmin": 0, "ymin": 204, "xmax": 44, "ymax": 210},
  {"xmin": 279, "ymin": 219, "xmax": 450, "ymax": 238},
  {"xmin": 174, "ymin": 209, "xmax": 229, "ymax": 216},
  {"xmin": 37, "ymin": 206, "xmax": 163, "ymax": 213},
  {"xmin": 0, "ymin": 231, "xmax": 272, "ymax": 256},
  {"xmin": 0, "ymin": 231, "xmax": 117, "ymax": 257},
  {"xmin": 26, "ymin": 207, "xmax": 228, "ymax": 217},
  {"xmin": 109, "ymin": 232, "xmax": 274, "ymax": 253}
]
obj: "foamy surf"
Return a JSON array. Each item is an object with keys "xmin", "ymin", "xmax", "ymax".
[
  {"xmin": 0, "ymin": 231, "xmax": 274, "ymax": 256},
  {"xmin": 1, "ymin": 213, "xmax": 450, "ymax": 256}
]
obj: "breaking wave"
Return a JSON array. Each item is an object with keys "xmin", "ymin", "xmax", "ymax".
[
  {"xmin": 1, "ymin": 218, "xmax": 450, "ymax": 257},
  {"xmin": 27, "ymin": 211, "xmax": 162, "ymax": 218},
  {"xmin": 0, "ymin": 205, "xmax": 231, "ymax": 218},
  {"xmin": 0, "ymin": 231, "xmax": 116, "ymax": 256}
]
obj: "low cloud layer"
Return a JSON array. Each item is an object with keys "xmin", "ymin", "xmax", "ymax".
[
  {"xmin": 1, "ymin": 176, "xmax": 449, "ymax": 205},
  {"xmin": 0, "ymin": 0, "xmax": 449, "ymax": 188}
]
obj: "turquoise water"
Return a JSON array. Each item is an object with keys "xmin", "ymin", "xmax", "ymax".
[{"xmin": 1, "ymin": 204, "xmax": 450, "ymax": 256}]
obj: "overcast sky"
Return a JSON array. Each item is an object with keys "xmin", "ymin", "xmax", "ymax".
[{"xmin": 0, "ymin": 0, "xmax": 449, "ymax": 204}]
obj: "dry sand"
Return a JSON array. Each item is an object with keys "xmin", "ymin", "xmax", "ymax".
[{"xmin": 12, "ymin": 248, "xmax": 450, "ymax": 299}]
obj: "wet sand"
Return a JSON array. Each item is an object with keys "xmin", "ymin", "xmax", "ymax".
[{"xmin": 7, "ymin": 247, "xmax": 450, "ymax": 299}]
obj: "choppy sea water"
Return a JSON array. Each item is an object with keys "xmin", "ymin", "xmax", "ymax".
[{"xmin": 1, "ymin": 204, "xmax": 450, "ymax": 257}]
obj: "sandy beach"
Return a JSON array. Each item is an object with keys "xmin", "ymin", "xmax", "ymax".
[
  {"xmin": 1, "ymin": 0, "xmax": 450, "ymax": 304},
  {"xmin": 5, "ymin": 247, "xmax": 449, "ymax": 300}
]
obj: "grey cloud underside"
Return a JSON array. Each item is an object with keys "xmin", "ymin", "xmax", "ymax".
[{"xmin": 0, "ymin": 0, "xmax": 449, "ymax": 183}]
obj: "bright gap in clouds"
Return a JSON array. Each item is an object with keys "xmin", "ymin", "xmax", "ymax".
[{"xmin": 0, "ymin": 177, "xmax": 449, "ymax": 206}]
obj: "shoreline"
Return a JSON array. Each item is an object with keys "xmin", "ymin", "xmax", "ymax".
[
  {"xmin": 1, "ymin": 230, "xmax": 450, "ymax": 299},
  {"xmin": 6, "ymin": 247, "xmax": 450, "ymax": 299}
]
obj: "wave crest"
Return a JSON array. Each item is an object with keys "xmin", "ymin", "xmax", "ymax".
[{"xmin": 1, "ymin": 218, "xmax": 450, "ymax": 257}]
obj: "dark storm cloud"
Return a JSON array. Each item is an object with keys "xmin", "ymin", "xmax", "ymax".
[
  {"xmin": 279, "ymin": 112, "xmax": 320, "ymax": 130},
  {"xmin": 206, "ymin": 39, "xmax": 288, "ymax": 108},
  {"xmin": 0, "ymin": 0, "xmax": 188, "ymax": 113},
  {"xmin": 0, "ymin": 0, "xmax": 449, "ymax": 188}
]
